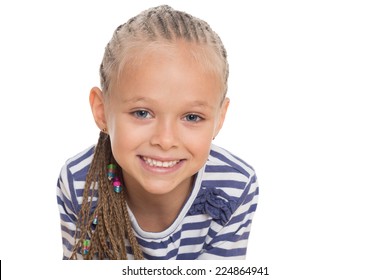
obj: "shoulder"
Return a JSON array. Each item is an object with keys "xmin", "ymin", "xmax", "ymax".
[
  {"xmin": 207, "ymin": 144, "xmax": 256, "ymax": 179},
  {"xmin": 203, "ymin": 144, "xmax": 258, "ymax": 194},
  {"xmin": 62, "ymin": 145, "xmax": 95, "ymax": 180},
  {"xmin": 57, "ymin": 145, "xmax": 95, "ymax": 208},
  {"xmin": 188, "ymin": 144, "xmax": 259, "ymax": 225}
]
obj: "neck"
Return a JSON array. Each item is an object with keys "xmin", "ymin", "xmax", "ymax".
[{"xmin": 124, "ymin": 177, "xmax": 194, "ymax": 232}]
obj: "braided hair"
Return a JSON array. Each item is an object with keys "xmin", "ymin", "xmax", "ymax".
[{"xmin": 71, "ymin": 5, "xmax": 229, "ymax": 260}]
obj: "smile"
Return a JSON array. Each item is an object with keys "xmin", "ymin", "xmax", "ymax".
[{"xmin": 142, "ymin": 156, "xmax": 180, "ymax": 168}]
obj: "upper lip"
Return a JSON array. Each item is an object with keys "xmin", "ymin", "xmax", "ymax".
[{"xmin": 140, "ymin": 155, "xmax": 182, "ymax": 162}]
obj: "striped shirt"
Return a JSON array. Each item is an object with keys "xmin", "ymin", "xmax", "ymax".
[{"xmin": 57, "ymin": 144, "xmax": 259, "ymax": 260}]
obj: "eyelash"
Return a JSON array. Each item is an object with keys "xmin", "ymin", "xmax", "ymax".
[
  {"xmin": 130, "ymin": 110, "xmax": 204, "ymax": 123},
  {"xmin": 184, "ymin": 114, "xmax": 203, "ymax": 123},
  {"xmin": 131, "ymin": 110, "xmax": 152, "ymax": 119}
]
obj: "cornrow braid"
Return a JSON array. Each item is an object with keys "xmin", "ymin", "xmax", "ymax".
[
  {"xmin": 100, "ymin": 5, "xmax": 229, "ymax": 97},
  {"xmin": 74, "ymin": 5, "xmax": 229, "ymax": 260}
]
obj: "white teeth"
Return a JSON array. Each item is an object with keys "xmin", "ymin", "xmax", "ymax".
[{"xmin": 142, "ymin": 157, "xmax": 180, "ymax": 168}]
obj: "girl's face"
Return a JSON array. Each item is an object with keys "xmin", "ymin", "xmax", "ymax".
[{"xmin": 96, "ymin": 41, "xmax": 229, "ymax": 198}]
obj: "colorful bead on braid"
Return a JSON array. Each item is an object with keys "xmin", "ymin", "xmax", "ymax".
[
  {"xmin": 113, "ymin": 177, "xmax": 123, "ymax": 193},
  {"xmin": 92, "ymin": 214, "xmax": 98, "ymax": 225},
  {"xmin": 107, "ymin": 163, "xmax": 122, "ymax": 193},
  {"xmin": 82, "ymin": 239, "xmax": 91, "ymax": 255},
  {"xmin": 107, "ymin": 163, "xmax": 117, "ymax": 181}
]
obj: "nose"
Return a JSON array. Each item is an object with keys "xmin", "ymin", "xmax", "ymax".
[{"xmin": 150, "ymin": 118, "xmax": 179, "ymax": 150}]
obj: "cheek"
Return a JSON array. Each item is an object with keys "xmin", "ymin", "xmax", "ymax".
[
  {"xmin": 109, "ymin": 117, "xmax": 143, "ymax": 154},
  {"xmin": 182, "ymin": 129, "xmax": 213, "ymax": 158},
  {"xmin": 110, "ymin": 129, "xmax": 145, "ymax": 168}
]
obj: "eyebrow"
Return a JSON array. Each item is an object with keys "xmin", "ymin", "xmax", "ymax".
[
  {"xmin": 122, "ymin": 96, "xmax": 148, "ymax": 104},
  {"xmin": 188, "ymin": 100, "xmax": 214, "ymax": 109},
  {"xmin": 122, "ymin": 97, "xmax": 214, "ymax": 109}
]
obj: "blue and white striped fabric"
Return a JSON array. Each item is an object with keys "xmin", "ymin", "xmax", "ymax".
[{"xmin": 57, "ymin": 144, "xmax": 259, "ymax": 260}]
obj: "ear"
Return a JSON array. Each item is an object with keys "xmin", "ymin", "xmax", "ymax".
[
  {"xmin": 89, "ymin": 87, "xmax": 107, "ymax": 130},
  {"xmin": 213, "ymin": 97, "xmax": 230, "ymax": 139}
]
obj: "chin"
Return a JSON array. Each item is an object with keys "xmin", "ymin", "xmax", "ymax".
[{"xmin": 143, "ymin": 186, "xmax": 176, "ymax": 196}]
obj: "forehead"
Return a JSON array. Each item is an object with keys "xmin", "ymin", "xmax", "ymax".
[
  {"xmin": 110, "ymin": 40, "xmax": 224, "ymax": 106},
  {"xmin": 114, "ymin": 40, "xmax": 224, "ymax": 93}
]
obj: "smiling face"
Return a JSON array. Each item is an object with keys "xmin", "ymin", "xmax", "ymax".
[{"xmin": 91, "ymin": 40, "xmax": 229, "ymax": 198}]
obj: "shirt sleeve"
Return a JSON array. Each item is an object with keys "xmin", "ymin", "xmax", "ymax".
[
  {"xmin": 197, "ymin": 174, "xmax": 259, "ymax": 260},
  {"xmin": 56, "ymin": 164, "xmax": 79, "ymax": 260}
]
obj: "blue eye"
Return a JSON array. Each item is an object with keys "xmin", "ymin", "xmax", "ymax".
[
  {"xmin": 133, "ymin": 110, "xmax": 151, "ymax": 119},
  {"xmin": 184, "ymin": 114, "xmax": 203, "ymax": 122}
]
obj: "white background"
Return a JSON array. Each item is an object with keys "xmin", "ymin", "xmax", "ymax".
[{"xmin": 1, "ymin": 0, "xmax": 389, "ymax": 279}]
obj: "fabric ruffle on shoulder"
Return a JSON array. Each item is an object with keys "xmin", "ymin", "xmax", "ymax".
[{"xmin": 188, "ymin": 187, "xmax": 237, "ymax": 225}]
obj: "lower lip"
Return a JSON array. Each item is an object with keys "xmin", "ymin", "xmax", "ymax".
[{"xmin": 138, "ymin": 157, "xmax": 185, "ymax": 174}]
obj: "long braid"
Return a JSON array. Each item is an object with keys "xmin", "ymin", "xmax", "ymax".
[
  {"xmin": 120, "ymin": 190, "xmax": 144, "ymax": 259},
  {"xmin": 71, "ymin": 132, "xmax": 143, "ymax": 259},
  {"xmin": 73, "ymin": 5, "xmax": 229, "ymax": 260}
]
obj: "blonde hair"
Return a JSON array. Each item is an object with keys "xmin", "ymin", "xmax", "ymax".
[
  {"xmin": 72, "ymin": 5, "xmax": 229, "ymax": 260},
  {"xmin": 100, "ymin": 5, "xmax": 229, "ymax": 98}
]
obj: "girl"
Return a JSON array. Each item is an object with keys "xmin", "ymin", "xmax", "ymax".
[{"xmin": 57, "ymin": 5, "xmax": 259, "ymax": 260}]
